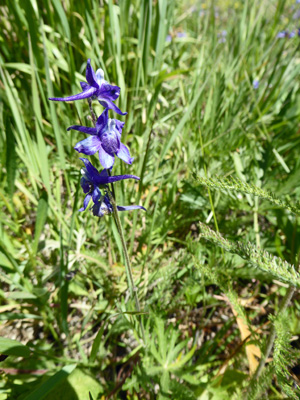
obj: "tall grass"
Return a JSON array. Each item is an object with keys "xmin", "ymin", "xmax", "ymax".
[{"xmin": 1, "ymin": 0, "xmax": 300, "ymax": 398}]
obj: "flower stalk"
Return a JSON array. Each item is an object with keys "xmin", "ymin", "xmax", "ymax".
[
  {"xmin": 107, "ymin": 189, "xmax": 140, "ymax": 311},
  {"xmin": 50, "ymin": 59, "xmax": 146, "ymax": 342}
]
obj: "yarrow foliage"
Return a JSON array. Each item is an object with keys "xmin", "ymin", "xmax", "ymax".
[{"xmin": 50, "ymin": 59, "xmax": 145, "ymax": 218}]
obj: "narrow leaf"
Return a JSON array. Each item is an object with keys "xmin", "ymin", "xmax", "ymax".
[{"xmin": 32, "ymin": 191, "xmax": 48, "ymax": 254}]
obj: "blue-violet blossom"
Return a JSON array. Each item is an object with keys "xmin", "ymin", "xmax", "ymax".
[
  {"xmin": 253, "ymin": 79, "xmax": 259, "ymax": 89},
  {"xmin": 68, "ymin": 109, "xmax": 133, "ymax": 169},
  {"xmin": 49, "ymin": 59, "xmax": 126, "ymax": 115},
  {"xmin": 277, "ymin": 31, "xmax": 289, "ymax": 38},
  {"xmin": 92, "ymin": 194, "xmax": 146, "ymax": 217},
  {"xmin": 79, "ymin": 158, "xmax": 139, "ymax": 211}
]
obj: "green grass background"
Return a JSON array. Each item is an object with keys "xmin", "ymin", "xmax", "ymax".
[{"xmin": 1, "ymin": 0, "xmax": 300, "ymax": 398}]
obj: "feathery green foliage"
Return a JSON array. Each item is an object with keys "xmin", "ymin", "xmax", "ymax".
[
  {"xmin": 199, "ymin": 222, "xmax": 300, "ymax": 288},
  {"xmin": 196, "ymin": 174, "xmax": 300, "ymax": 214},
  {"xmin": 272, "ymin": 313, "xmax": 300, "ymax": 399}
]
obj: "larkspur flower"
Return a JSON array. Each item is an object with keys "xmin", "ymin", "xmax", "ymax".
[
  {"xmin": 79, "ymin": 158, "xmax": 139, "ymax": 211},
  {"xmin": 253, "ymin": 79, "xmax": 259, "ymax": 89},
  {"xmin": 49, "ymin": 59, "xmax": 126, "ymax": 115},
  {"xmin": 277, "ymin": 31, "xmax": 289, "ymax": 38},
  {"xmin": 92, "ymin": 194, "xmax": 146, "ymax": 217},
  {"xmin": 68, "ymin": 109, "xmax": 133, "ymax": 169}
]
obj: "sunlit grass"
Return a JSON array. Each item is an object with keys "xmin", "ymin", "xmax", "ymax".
[{"xmin": 0, "ymin": 0, "xmax": 300, "ymax": 398}]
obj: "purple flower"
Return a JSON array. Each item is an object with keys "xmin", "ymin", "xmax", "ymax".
[
  {"xmin": 176, "ymin": 32, "xmax": 186, "ymax": 38},
  {"xmin": 277, "ymin": 31, "xmax": 289, "ymax": 38},
  {"xmin": 79, "ymin": 158, "xmax": 140, "ymax": 211},
  {"xmin": 218, "ymin": 30, "xmax": 227, "ymax": 43},
  {"xmin": 289, "ymin": 30, "xmax": 296, "ymax": 38},
  {"xmin": 253, "ymin": 79, "xmax": 259, "ymax": 89},
  {"xmin": 68, "ymin": 109, "xmax": 133, "ymax": 169},
  {"xmin": 49, "ymin": 59, "xmax": 126, "ymax": 115},
  {"xmin": 92, "ymin": 194, "xmax": 146, "ymax": 217},
  {"xmin": 166, "ymin": 34, "xmax": 172, "ymax": 42}
]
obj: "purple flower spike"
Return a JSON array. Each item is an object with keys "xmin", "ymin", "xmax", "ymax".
[
  {"xmin": 79, "ymin": 158, "xmax": 140, "ymax": 212},
  {"xmin": 49, "ymin": 59, "xmax": 127, "ymax": 115},
  {"xmin": 92, "ymin": 194, "xmax": 146, "ymax": 218},
  {"xmin": 69, "ymin": 109, "xmax": 134, "ymax": 169}
]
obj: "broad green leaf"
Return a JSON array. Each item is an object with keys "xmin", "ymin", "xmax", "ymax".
[
  {"xmin": 23, "ymin": 364, "xmax": 77, "ymax": 400},
  {"xmin": 0, "ymin": 337, "xmax": 30, "ymax": 358}
]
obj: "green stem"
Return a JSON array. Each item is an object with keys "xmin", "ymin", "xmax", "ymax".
[
  {"xmin": 199, "ymin": 127, "xmax": 224, "ymax": 257},
  {"xmin": 88, "ymin": 105, "xmax": 144, "ymax": 341},
  {"xmin": 88, "ymin": 99, "xmax": 97, "ymax": 126},
  {"xmin": 254, "ymin": 196, "xmax": 260, "ymax": 249},
  {"xmin": 107, "ymin": 190, "xmax": 145, "ymax": 341}
]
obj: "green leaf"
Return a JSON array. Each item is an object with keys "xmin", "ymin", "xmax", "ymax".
[
  {"xmin": 195, "ymin": 174, "xmax": 300, "ymax": 215},
  {"xmin": 0, "ymin": 337, "xmax": 30, "ymax": 358},
  {"xmin": 23, "ymin": 364, "xmax": 77, "ymax": 400},
  {"xmin": 90, "ymin": 322, "xmax": 107, "ymax": 363},
  {"xmin": 198, "ymin": 222, "xmax": 300, "ymax": 288},
  {"xmin": 32, "ymin": 191, "xmax": 48, "ymax": 254},
  {"xmin": 42, "ymin": 368, "xmax": 103, "ymax": 400},
  {"xmin": 5, "ymin": 117, "xmax": 17, "ymax": 199}
]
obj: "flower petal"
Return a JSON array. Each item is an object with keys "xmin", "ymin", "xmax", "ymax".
[
  {"xmin": 116, "ymin": 143, "xmax": 134, "ymax": 164},
  {"xmin": 80, "ymin": 82, "xmax": 89, "ymax": 90},
  {"xmin": 92, "ymin": 186, "xmax": 102, "ymax": 203},
  {"xmin": 67, "ymin": 125, "xmax": 97, "ymax": 135},
  {"xmin": 117, "ymin": 205, "xmax": 147, "ymax": 212},
  {"xmin": 80, "ymin": 176, "xmax": 90, "ymax": 193},
  {"xmin": 107, "ymin": 174, "xmax": 140, "ymax": 183},
  {"xmin": 100, "ymin": 84, "xmax": 120, "ymax": 100},
  {"xmin": 74, "ymin": 136, "xmax": 101, "ymax": 155},
  {"xmin": 99, "ymin": 98, "xmax": 127, "ymax": 115},
  {"xmin": 98, "ymin": 145, "xmax": 115, "ymax": 169},
  {"xmin": 80, "ymin": 158, "xmax": 101, "ymax": 183},
  {"xmin": 115, "ymin": 120, "xmax": 125, "ymax": 135},
  {"xmin": 79, "ymin": 193, "xmax": 92, "ymax": 212},
  {"xmin": 98, "ymin": 169, "xmax": 109, "ymax": 178},
  {"xmin": 96, "ymin": 109, "xmax": 109, "ymax": 132},
  {"xmin": 91, "ymin": 202, "xmax": 104, "ymax": 217},
  {"xmin": 86, "ymin": 59, "xmax": 99, "ymax": 88},
  {"xmin": 49, "ymin": 86, "xmax": 97, "ymax": 102},
  {"xmin": 95, "ymin": 69, "xmax": 105, "ymax": 87}
]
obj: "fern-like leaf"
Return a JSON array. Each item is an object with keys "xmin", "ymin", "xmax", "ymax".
[
  {"xmin": 199, "ymin": 222, "xmax": 300, "ymax": 288},
  {"xmin": 196, "ymin": 175, "xmax": 300, "ymax": 214},
  {"xmin": 272, "ymin": 314, "xmax": 300, "ymax": 399}
]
